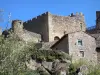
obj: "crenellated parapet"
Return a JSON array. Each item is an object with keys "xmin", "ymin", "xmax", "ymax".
[
  {"xmin": 24, "ymin": 12, "xmax": 84, "ymax": 25},
  {"xmin": 24, "ymin": 12, "xmax": 49, "ymax": 24},
  {"xmin": 70, "ymin": 12, "xmax": 84, "ymax": 17}
]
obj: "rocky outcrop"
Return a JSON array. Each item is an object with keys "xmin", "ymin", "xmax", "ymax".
[
  {"xmin": 26, "ymin": 50, "xmax": 71, "ymax": 75},
  {"xmin": 26, "ymin": 59, "xmax": 71, "ymax": 75}
]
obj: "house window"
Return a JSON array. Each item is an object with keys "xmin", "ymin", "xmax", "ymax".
[
  {"xmin": 78, "ymin": 39, "xmax": 83, "ymax": 46},
  {"xmin": 19, "ymin": 22, "xmax": 22, "ymax": 24},
  {"xmin": 80, "ymin": 51, "xmax": 84, "ymax": 57}
]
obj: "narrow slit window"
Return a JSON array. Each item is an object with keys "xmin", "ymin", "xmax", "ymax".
[{"xmin": 80, "ymin": 23, "xmax": 82, "ymax": 30}]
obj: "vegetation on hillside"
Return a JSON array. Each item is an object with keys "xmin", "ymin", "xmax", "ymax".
[
  {"xmin": 68, "ymin": 59, "xmax": 100, "ymax": 75},
  {"xmin": 0, "ymin": 32, "xmax": 100, "ymax": 75},
  {"xmin": 0, "ymin": 35, "xmax": 71, "ymax": 75},
  {"xmin": 0, "ymin": 35, "xmax": 40, "ymax": 75}
]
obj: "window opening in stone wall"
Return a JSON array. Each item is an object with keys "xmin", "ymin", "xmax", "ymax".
[
  {"xmin": 78, "ymin": 39, "xmax": 83, "ymax": 46},
  {"xmin": 19, "ymin": 22, "xmax": 21, "ymax": 24},
  {"xmin": 80, "ymin": 51, "xmax": 84, "ymax": 57},
  {"xmin": 80, "ymin": 23, "xmax": 82, "ymax": 30},
  {"xmin": 54, "ymin": 36, "xmax": 60, "ymax": 41}
]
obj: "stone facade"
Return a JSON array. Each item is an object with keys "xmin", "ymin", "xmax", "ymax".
[
  {"xmin": 24, "ymin": 12, "xmax": 86, "ymax": 42},
  {"xmin": 68, "ymin": 32, "xmax": 97, "ymax": 63},
  {"xmin": 51, "ymin": 31, "xmax": 97, "ymax": 64},
  {"xmin": 48, "ymin": 12, "xmax": 86, "ymax": 42},
  {"xmin": 24, "ymin": 12, "xmax": 49, "ymax": 42}
]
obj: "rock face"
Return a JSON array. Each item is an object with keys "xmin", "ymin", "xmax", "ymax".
[
  {"xmin": 26, "ymin": 50, "xmax": 71, "ymax": 75},
  {"xmin": 26, "ymin": 60, "xmax": 41, "ymax": 70},
  {"xmin": 80, "ymin": 65, "xmax": 88, "ymax": 75},
  {"xmin": 26, "ymin": 59, "xmax": 71, "ymax": 75},
  {"xmin": 42, "ymin": 61, "xmax": 53, "ymax": 71}
]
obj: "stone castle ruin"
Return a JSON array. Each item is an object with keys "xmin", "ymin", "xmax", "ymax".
[
  {"xmin": 1, "ymin": 11, "xmax": 100, "ymax": 65},
  {"xmin": 23, "ymin": 12, "xmax": 86, "ymax": 42}
]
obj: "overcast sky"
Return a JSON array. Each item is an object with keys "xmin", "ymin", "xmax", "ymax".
[{"xmin": 0, "ymin": 0, "xmax": 100, "ymax": 30}]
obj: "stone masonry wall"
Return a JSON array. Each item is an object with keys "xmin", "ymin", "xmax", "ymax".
[
  {"xmin": 23, "ymin": 12, "xmax": 86, "ymax": 42},
  {"xmin": 12, "ymin": 20, "xmax": 24, "ymax": 35},
  {"xmin": 51, "ymin": 35, "xmax": 69, "ymax": 53},
  {"xmin": 48, "ymin": 13, "xmax": 86, "ymax": 41},
  {"xmin": 23, "ymin": 12, "xmax": 49, "ymax": 42},
  {"xmin": 12, "ymin": 20, "xmax": 41, "ymax": 43},
  {"xmin": 68, "ymin": 31, "xmax": 97, "ymax": 64}
]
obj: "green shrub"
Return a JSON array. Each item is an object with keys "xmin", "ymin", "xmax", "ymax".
[
  {"xmin": 68, "ymin": 59, "xmax": 100, "ymax": 75},
  {"xmin": 46, "ymin": 55, "xmax": 55, "ymax": 61},
  {"xmin": 31, "ymin": 50, "xmax": 70, "ymax": 62},
  {"xmin": 87, "ymin": 65, "xmax": 100, "ymax": 75},
  {"xmin": 0, "ymin": 35, "xmax": 37, "ymax": 75},
  {"xmin": 0, "ymin": 35, "xmax": 71, "ymax": 75}
]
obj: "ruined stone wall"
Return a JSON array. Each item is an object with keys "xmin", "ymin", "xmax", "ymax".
[
  {"xmin": 23, "ymin": 12, "xmax": 49, "ymax": 42},
  {"xmin": 68, "ymin": 32, "xmax": 97, "ymax": 64},
  {"xmin": 48, "ymin": 13, "xmax": 86, "ymax": 42},
  {"xmin": 12, "ymin": 20, "xmax": 24, "ymax": 35},
  {"xmin": 12, "ymin": 20, "xmax": 41, "ymax": 43}
]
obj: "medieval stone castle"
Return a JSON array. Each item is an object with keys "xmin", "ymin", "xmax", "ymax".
[{"xmin": 2, "ymin": 11, "xmax": 100, "ymax": 64}]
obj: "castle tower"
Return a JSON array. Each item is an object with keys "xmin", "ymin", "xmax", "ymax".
[
  {"xmin": 96, "ymin": 11, "xmax": 100, "ymax": 29},
  {"xmin": 12, "ymin": 20, "xmax": 23, "ymax": 35}
]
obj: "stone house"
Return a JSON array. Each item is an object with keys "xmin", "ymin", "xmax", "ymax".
[{"xmin": 51, "ymin": 31, "xmax": 97, "ymax": 63}]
